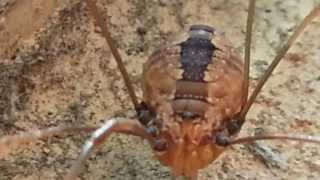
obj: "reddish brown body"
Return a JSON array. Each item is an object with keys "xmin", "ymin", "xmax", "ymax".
[{"xmin": 142, "ymin": 26, "xmax": 244, "ymax": 177}]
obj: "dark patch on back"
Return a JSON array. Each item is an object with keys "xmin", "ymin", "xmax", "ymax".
[{"xmin": 180, "ymin": 38, "xmax": 215, "ymax": 82}]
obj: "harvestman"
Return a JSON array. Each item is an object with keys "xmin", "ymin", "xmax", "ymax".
[{"xmin": 0, "ymin": 0, "xmax": 320, "ymax": 179}]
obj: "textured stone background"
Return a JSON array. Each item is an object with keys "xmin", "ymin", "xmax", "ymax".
[{"xmin": 0, "ymin": 0, "xmax": 319, "ymax": 179}]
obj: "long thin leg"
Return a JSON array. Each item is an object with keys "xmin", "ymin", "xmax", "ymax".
[
  {"xmin": 0, "ymin": 126, "xmax": 97, "ymax": 158},
  {"xmin": 217, "ymin": 133, "xmax": 320, "ymax": 146},
  {"xmin": 240, "ymin": 5, "xmax": 320, "ymax": 118},
  {"xmin": 231, "ymin": 134, "xmax": 320, "ymax": 145},
  {"xmin": 242, "ymin": 0, "xmax": 256, "ymax": 105},
  {"xmin": 64, "ymin": 117, "xmax": 154, "ymax": 180},
  {"xmin": 85, "ymin": 0, "xmax": 139, "ymax": 110}
]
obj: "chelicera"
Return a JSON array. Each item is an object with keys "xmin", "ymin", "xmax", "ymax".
[{"xmin": 0, "ymin": 0, "xmax": 320, "ymax": 180}]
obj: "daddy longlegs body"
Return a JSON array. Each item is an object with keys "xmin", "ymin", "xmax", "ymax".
[{"xmin": 0, "ymin": 0, "xmax": 320, "ymax": 179}]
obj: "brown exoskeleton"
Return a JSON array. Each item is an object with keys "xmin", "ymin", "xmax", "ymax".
[{"xmin": 0, "ymin": 0, "xmax": 320, "ymax": 179}]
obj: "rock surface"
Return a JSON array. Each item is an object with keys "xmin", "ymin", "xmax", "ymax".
[{"xmin": 0, "ymin": 0, "xmax": 319, "ymax": 179}]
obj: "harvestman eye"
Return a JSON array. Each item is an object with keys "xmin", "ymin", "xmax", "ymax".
[{"xmin": 0, "ymin": 0, "xmax": 319, "ymax": 180}]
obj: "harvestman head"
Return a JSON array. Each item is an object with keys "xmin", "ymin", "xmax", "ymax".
[{"xmin": 1, "ymin": 0, "xmax": 320, "ymax": 179}]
